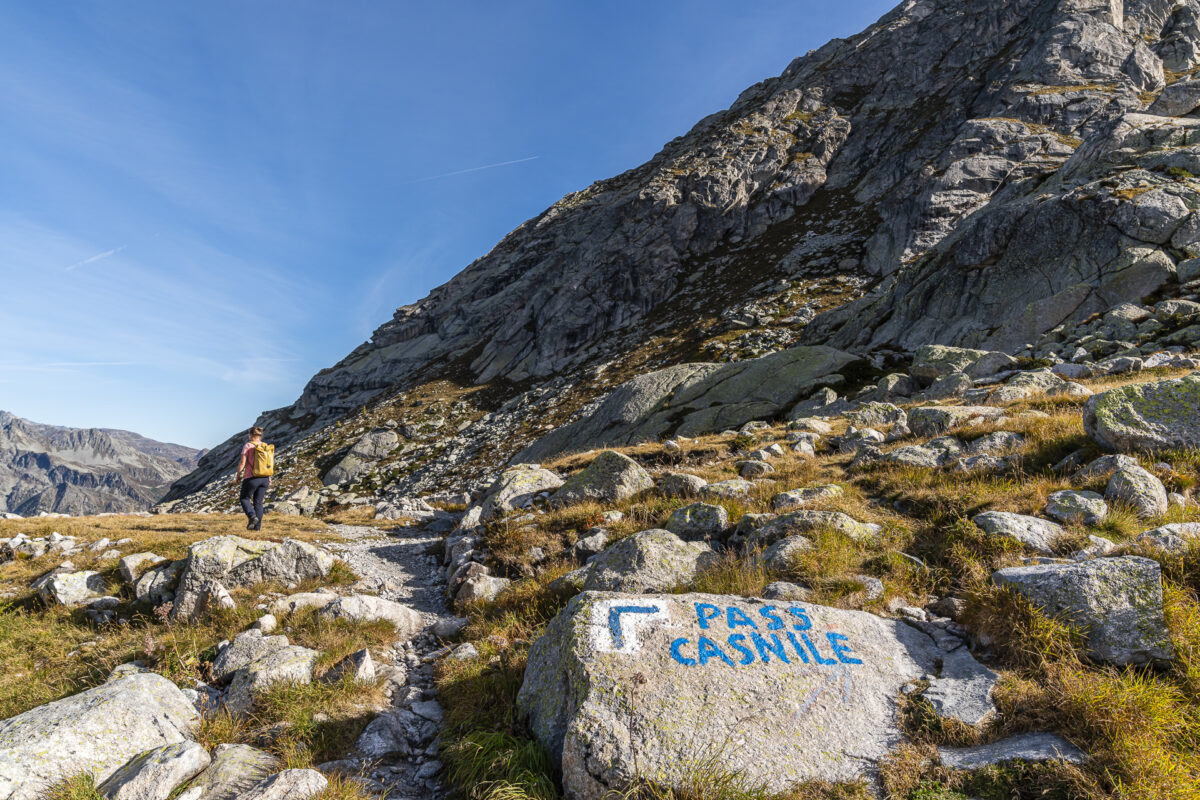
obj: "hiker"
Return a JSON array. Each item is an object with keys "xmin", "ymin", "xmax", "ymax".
[{"xmin": 235, "ymin": 426, "xmax": 274, "ymax": 530}]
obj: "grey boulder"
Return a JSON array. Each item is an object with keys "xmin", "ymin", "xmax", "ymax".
[
  {"xmin": 185, "ymin": 743, "xmax": 278, "ymax": 800},
  {"xmin": 657, "ymin": 472, "xmax": 707, "ymax": 498},
  {"xmin": 320, "ymin": 594, "xmax": 425, "ymax": 640},
  {"xmin": 907, "ymin": 406, "xmax": 1005, "ymax": 437},
  {"xmin": 238, "ymin": 769, "xmax": 327, "ymax": 800},
  {"xmin": 1135, "ymin": 522, "xmax": 1200, "ymax": 552},
  {"xmin": 1044, "ymin": 490, "xmax": 1107, "ymax": 525},
  {"xmin": 759, "ymin": 535, "xmax": 813, "ymax": 572},
  {"xmin": 118, "ymin": 553, "xmax": 168, "ymax": 585},
  {"xmin": 1106, "ymin": 463, "xmax": 1168, "ymax": 518},
  {"xmin": 225, "ymin": 645, "xmax": 320, "ymax": 713},
  {"xmin": 478, "ymin": 465, "xmax": 563, "ymax": 520},
  {"xmin": 1084, "ymin": 374, "xmax": 1200, "ymax": 453},
  {"xmin": 97, "ymin": 741, "xmax": 211, "ymax": 800},
  {"xmin": 749, "ymin": 510, "xmax": 880, "ymax": 545},
  {"xmin": 172, "ymin": 537, "xmax": 334, "ymax": 621},
  {"xmin": 454, "ymin": 574, "xmax": 512, "ymax": 607},
  {"xmin": 699, "ymin": 478, "xmax": 754, "ymax": 500},
  {"xmin": 582, "ymin": 529, "xmax": 716, "ymax": 593},
  {"xmin": 972, "ymin": 511, "xmax": 1063, "ymax": 555},
  {"xmin": 551, "ymin": 451, "xmax": 653, "ymax": 506},
  {"xmin": 939, "ymin": 732, "xmax": 1086, "ymax": 769},
  {"xmin": 909, "ymin": 345, "xmax": 988, "ymax": 382},
  {"xmin": 38, "ymin": 570, "xmax": 107, "ymax": 607},
  {"xmin": 923, "ymin": 647, "xmax": 998, "ymax": 727},
  {"xmin": 772, "ymin": 484, "xmax": 843, "ymax": 511},
  {"xmin": 664, "ymin": 502, "xmax": 729, "ymax": 540},
  {"xmin": 349, "ymin": 428, "xmax": 401, "ymax": 460},
  {"xmin": 992, "ymin": 556, "xmax": 1173, "ymax": 666},
  {"xmin": 212, "ymin": 629, "xmax": 292, "ymax": 683},
  {"xmin": 0, "ymin": 673, "xmax": 199, "ymax": 800}
]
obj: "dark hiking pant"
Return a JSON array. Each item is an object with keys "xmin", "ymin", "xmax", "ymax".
[{"xmin": 240, "ymin": 477, "xmax": 269, "ymax": 523}]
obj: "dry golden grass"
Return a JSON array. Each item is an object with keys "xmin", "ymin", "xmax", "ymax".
[
  {"xmin": 0, "ymin": 513, "xmax": 386, "ymax": 729},
  {"xmin": 0, "ymin": 513, "xmax": 334, "ymax": 591}
]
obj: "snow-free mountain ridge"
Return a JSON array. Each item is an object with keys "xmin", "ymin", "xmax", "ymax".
[{"xmin": 168, "ymin": 0, "xmax": 1200, "ymax": 507}]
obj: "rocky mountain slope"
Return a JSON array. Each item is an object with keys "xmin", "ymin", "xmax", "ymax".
[
  {"xmin": 169, "ymin": 0, "xmax": 1200, "ymax": 514},
  {"xmin": 0, "ymin": 411, "xmax": 202, "ymax": 516}
]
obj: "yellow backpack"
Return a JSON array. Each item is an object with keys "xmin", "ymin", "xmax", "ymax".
[{"xmin": 251, "ymin": 442, "xmax": 275, "ymax": 477}]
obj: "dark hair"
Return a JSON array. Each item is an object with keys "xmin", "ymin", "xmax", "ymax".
[{"xmin": 250, "ymin": 426, "xmax": 264, "ymax": 436}]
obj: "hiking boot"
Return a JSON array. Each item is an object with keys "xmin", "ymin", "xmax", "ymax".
[
  {"xmin": 245, "ymin": 519, "xmax": 255, "ymax": 530},
  {"xmin": 253, "ymin": 517, "xmax": 263, "ymax": 531}
]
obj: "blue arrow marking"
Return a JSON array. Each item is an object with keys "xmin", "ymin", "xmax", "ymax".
[{"xmin": 608, "ymin": 605, "xmax": 661, "ymax": 650}]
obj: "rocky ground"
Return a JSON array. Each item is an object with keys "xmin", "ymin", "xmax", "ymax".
[
  {"xmin": 0, "ymin": 513, "xmax": 464, "ymax": 800},
  {"xmin": 3, "ymin": 342, "xmax": 1198, "ymax": 799}
]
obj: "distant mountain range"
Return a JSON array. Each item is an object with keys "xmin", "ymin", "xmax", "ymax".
[{"xmin": 0, "ymin": 411, "xmax": 203, "ymax": 516}]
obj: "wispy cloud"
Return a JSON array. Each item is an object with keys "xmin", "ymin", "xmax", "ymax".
[
  {"xmin": 64, "ymin": 244, "xmax": 126, "ymax": 271},
  {"xmin": 404, "ymin": 155, "xmax": 538, "ymax": 184},
  {"xmin": 0, "ymin": 360, "xmax": 140, "ymax": 372}
]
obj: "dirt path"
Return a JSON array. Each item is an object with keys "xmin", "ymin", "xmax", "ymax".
[{"xmin": 322, "ymin": 522, "xmax": 457, "ymax": 799}]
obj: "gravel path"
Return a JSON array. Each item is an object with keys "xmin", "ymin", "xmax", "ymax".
[{"xmin": 321, "ymin": 522, "xmax": 457, "ymax": 799}]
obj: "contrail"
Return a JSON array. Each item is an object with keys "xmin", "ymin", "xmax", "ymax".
[
  {"xmin": 405, "ymin": 156, "xmax": 539, "ymax": 184},
  {"xmin": 64, "ymin": 244, "xmax": 127, "ymax": 271}
]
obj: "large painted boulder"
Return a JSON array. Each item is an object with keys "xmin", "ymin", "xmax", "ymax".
[{"xmin": 518, "ymin": 591, "xmax": 944, "ymax": 799}]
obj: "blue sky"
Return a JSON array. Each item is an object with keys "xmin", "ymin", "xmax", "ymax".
[{"xmin": 0, "ymin": 1, "xmax": 894, "ymax": 449}]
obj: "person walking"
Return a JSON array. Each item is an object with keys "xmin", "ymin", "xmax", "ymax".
[{"xmin": 235, "ymin": 426, "xmax": 273, "ymax": 530}]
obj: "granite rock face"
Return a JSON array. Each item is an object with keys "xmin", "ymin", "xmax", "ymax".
[
  {"xmin": 0, "ymin": 673, "xmax": 199, "ymax": 800},
  {"xmin": 165, "ymin": 0, "xmax": 1200, "ymax": 507},
  {"xmin": 518, "ymin": 591, "xmax": 943, "ymax": 798},
  {"xmin": 521, "ymin": 347, "xmax": 860, "ymax": 463}
]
